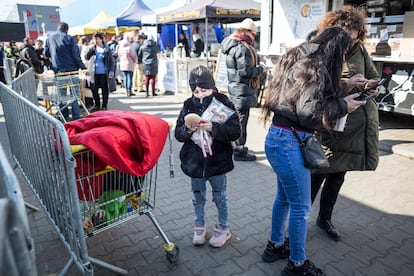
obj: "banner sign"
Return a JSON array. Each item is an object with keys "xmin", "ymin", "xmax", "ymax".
[{"xmin": 17, "ymin": 4, "xmax": 60, "ymax": 39}]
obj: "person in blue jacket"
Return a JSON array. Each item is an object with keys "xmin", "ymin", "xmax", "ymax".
[{"xmin": 45, "ymin": 22, "xmax": 86, "ymax": 120}]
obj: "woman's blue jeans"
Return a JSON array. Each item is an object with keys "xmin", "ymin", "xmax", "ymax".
[
  {"xmin": 122, "ymin": 71, "xmax": 133, "ymax": 91},
  {"xmin": 191, "ymin": 174, "xmax": 228, "ymax": 229},
  {"xmin": 265, "ymin": 125, "xmax": 312, "ymax": 264}
]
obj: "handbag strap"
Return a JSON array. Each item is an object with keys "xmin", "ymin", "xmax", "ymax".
[{"xmin": 290, "ymin": 126, "xmax": 305, "ymax": 147}]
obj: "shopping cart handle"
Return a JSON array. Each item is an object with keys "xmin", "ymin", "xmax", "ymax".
[{"xmin": 169, "ymin": 153, "xmax": 174, "ymax": 178}]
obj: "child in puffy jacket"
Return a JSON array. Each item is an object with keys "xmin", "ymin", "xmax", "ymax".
[{"xmin": 175, "ymin": 65, "xmax": 240, "ymax": 248}]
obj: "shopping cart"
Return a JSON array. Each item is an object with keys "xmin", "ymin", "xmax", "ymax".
[
  {"xmin": 65, "ymin": 110, "xmax": 179, "ymax": 267},
  {"xmin": 2, "ymin": 80, "xmax": 179, "ymax": 274},
  {"xmin": 37, "ymin": 70, "xmax": 89, "ymax": 122},
  {"xmin": 71, "ymin": 144, "xmax": 178, "ymax": 264}
]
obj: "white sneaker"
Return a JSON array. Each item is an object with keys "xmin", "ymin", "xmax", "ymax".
[
  {"xmin": 209, "ymin": 225, "xmax": 231, "ymax": 248},
  {"xmin": 192, "ymin": 225, "xmax": 207, "ymax": 246}
]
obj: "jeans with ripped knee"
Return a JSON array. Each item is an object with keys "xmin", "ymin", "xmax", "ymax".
[
  {"xmin": 191, "ymin": 174, "xmax": 228, "ymax": 229},
  {"xmin": 265, "ymin": 125, "xmax": 312, "ymax": 264}
]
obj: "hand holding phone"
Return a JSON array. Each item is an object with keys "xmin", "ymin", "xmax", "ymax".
[{"xmin": 356, "ymin": 78, "xmax": 386, "ymax": 101}]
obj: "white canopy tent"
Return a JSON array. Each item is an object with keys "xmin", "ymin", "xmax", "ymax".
[{"xmin": 141, "ymin": 0, "xmax": 189, "ymax": 25}]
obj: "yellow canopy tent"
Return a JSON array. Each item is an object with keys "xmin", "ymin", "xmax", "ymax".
[{"xmin": 69, "ymin": 11, "xmax": 139, "ymax": 35}]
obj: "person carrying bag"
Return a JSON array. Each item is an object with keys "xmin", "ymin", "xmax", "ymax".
[
  {"xmin": 291, "ymin": 127, "xmax": 330, "ymax": 169},
  {"xmin": 259, "ymin": 27, "xmax": 367, "ymax": 276}
]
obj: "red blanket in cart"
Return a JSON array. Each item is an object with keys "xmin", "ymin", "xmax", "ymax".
[{"xmin": 65, "ymin": 110, "xmax": 169, "ymax": 176}]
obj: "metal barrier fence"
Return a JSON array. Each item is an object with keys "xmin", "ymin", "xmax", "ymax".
[
  {"xmin": 0, "ymin": 143, "xmax": 37, "ymax": 276},
  {"xmin": 4, "ymin": 57, "xmax": 15, "ymax": 86},
  {"xmin": 0, "ymin": 82, "xmax": 96, "ymax": 275},
  {"xmin": 11, "ymin": 68, "xmax": 38, "ymax": 106},
  {"xmin": 0, "ymin": 82, "xmax": 178, "ymax": 275}
]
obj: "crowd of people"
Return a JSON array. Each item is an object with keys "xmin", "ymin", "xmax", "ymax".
[
  {"xmin": 0, "ymin": 22, "xmax": 162, "ymax": 118},
  {"xmin": 2, "ymin": 5, "xmax": 381, "ymax": 275}
]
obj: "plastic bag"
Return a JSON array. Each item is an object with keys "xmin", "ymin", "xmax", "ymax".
[
  {"xmin": 191, "ymin": 129, "xmax": 212, "ymax": 158},
  {"xmin": 201, "ymin": 97, "xmax": 234, "ymax": 123}
]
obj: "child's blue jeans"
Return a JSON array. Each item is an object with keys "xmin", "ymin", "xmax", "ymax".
[{"xmin": 191, "ymin": 174, "xmax": 228, "ymax": 229}]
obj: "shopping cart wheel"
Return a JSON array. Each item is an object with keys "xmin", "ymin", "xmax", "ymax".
[{"xmin": 165, "ymin": 244, "xmax": 179, "ymax": 263}]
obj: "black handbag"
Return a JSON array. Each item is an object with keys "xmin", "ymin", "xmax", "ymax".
[
  {"xmin": 291, "ymin": 127, "xmax": 330, "ymax": 169},
  {"xmin": 108, "ymin": 77, "xmax": 117, "ymax": 93}
]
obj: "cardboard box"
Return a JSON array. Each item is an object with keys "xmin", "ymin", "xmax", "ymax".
[
  {"xmin": 399, "ymin": 38, "xmax": 414, "ymax": 57},
  {"xmin": 364, "ymin": 38, "xmax": 401, "ymax": 56},
  {"xmin": 402, "ymin": 11, "xmax": 414, "ymax": 37}
]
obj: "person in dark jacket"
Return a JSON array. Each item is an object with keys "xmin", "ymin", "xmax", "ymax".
[
  {"xmin": 5, "ymin": 40, "xmax": 20, "ymax": 63},
  {"xmin": 178, "ymin": 31, "xmax": 190, "ymax": 58},
  {"xmin": 86, "ymin": 32, "xmax": 115, "ymax": 111},
  {"xmin": 221, "ymin": 18, "xmax": 267, "ymax": 161},
  {"xmin": 311, "ymin": 6, "xmax": 381, "ymax": 242},
  {"xmin": 106, "ymin": 34, "xmax": 122, "ymax": 92},
  {"xmin": 260, "ymin": 27, "xmax": 366, "ymax": 276},
  {"xmin": 132, "ymin": 33, "xmax": 146, "ymax": 93},
  {"xmin": 45, "ymin": 22, "xmax": 85, "ymax": 74},
  {"xmin": 34, "ymin": 39, "xmax": 50, "ymax": 73},
  {"xmin": 191, "ymin": 27, "xmax": 204, "ymax": 58},
  {"xmin": 0, "ymin": 44, "xmax": 6, "ymax": 84},
  {"xmin": 45, "ymin": 22, "xmax": 86, "ymax": 120},
  {"xmin": 138, "ymin": 36, "xmax": 160, "ymax": 97},
  {"xmin": 175, "ymin": 65, "xmax": 241, "ymax": 248},
  {"xmin": 20, "ymin": 37, "xmax": 43, "ymax": 74}
]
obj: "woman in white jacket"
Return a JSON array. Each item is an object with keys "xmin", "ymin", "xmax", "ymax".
[{"xmin": 117, "ymin": 35, "xmax": 137, "ymax": 97}]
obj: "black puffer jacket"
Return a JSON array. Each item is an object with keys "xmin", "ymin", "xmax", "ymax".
[
  {"xmin": 175, "ymin": 92, "xmax": 241, "ymax": 178},
  {"xmin": 221, "ymin": 36, "xmax": 263, "ymax": 109}
]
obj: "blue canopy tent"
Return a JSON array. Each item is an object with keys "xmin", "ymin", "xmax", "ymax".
[
  {"xmin": 159, "ymin": 24, "xmax": 224, "ymax": 52},
  {"xmin": 101, "ymin": 0, "xmax": 155, "ymax": 27}
]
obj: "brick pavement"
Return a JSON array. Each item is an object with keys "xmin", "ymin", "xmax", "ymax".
[{"xmin": 1, "ymin": 89, "xmax": 414, "ymax": 276}]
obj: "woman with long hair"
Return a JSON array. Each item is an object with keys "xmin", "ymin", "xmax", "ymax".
[
  {"xmin": 311, "ymin": 6, "xmax": 381, "ymax": 242},
  {"xmin": 260, "ymin": 27, "xmax": 366, "ymax": 276}
]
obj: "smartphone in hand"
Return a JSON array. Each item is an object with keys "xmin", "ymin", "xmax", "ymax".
[{"xmin": 357, "ymin": 78, "xmax": 386, "ymax": 101}]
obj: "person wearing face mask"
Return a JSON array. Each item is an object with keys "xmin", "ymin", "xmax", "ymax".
[
  {"xmin": 310, "ymin": 6, "xmax": 381, "ymax": 242},
  {"xmin": 175, "ymin": 65, "xmax": 241, "ymax": 248}
]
